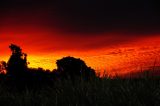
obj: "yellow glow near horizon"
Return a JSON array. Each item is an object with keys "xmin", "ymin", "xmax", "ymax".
[
  {"xmin": 27, "ymin": 55, "xmax": 59, "ymax": 70},
  {"xmin": 1, "ymin": 36, "xmax": 160, "ymax": 76},
  {"xmin": 1, "ymin": 44, "xmax": 160, "ymax": 76}
]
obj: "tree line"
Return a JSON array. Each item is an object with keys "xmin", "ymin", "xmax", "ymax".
[{"xmin": 0, "ymin": 44, "xmax": 96, "ymax": 81}]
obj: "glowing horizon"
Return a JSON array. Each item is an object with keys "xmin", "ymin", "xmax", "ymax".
[
  {"xmin": 1, "ymin": 35, "xmax": 160, "ymax": 76},
  {"xmin": 1, "ymin": 0, "xmax": 160, "ymax": 77}
]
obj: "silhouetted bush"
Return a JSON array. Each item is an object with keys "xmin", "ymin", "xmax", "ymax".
[
  {"xmin": 55, "ymin": 56, "xmax": 96, "ymax": 80},
  {"xmin": 0, "ymin": 61, "xmax": 7, "ymax": 74},
  {"xmin": 1, "ymin": 44, "xmax": 96, "ymax": 84},
  {"xmin": 7, "ymin": 44, "xmax": 28, "ymax": 78},
  {"xmin": 27, "ymin": 67, "xmax": 54, "ymax": 81}
]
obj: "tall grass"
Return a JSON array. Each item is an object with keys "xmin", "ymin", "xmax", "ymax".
[{"xmin": 0, "ymin": 75, "xmax": 160, "ymax": 106}]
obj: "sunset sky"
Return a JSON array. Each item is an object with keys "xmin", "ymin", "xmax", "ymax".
[{"xmin": 0, "ymin": 0, "xmax": 160, "ymax": 76}]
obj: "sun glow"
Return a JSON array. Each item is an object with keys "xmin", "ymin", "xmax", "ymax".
[
  {"xmin": 1, "ymin": 35, "xmax": 160, "ymax": 76},
  {"xmin": 24, "ymin": 38, "xmax": 160, "ymax": 76}
]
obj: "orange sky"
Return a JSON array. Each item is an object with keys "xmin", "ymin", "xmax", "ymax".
[
  {"xmin": 1, "ymin": 30, "xmax": 160, "ymax": 76},
  {"xmin": 1, "ymin": 0, "xmax": 160, "ymax": 76}
]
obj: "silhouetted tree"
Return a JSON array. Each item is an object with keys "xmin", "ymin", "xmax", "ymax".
[
  {"xmin": 7, "ymin": 44, "xmax": 28, "ymax": 77},
  {"xmin": 55, "ymin": 56, "xmax": 96, "ymax": 80},
  {"xmin": 2, "ymin": 44, "xmax": 96, "ymax": 84}
]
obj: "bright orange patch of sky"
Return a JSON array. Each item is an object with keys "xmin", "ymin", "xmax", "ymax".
[
  {"xmin": 1, "ymin": 33, "xmax": 160, "ymax": 76},
  {"xmin": 1, "ymin": 0, "xmax": 160, "ymax": 77}
]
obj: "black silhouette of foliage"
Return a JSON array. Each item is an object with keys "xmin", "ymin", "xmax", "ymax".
[
  {"xmin": 1, "ymin": 44, "xmax": 96, "ymax": 83},
  {"xmin": 27, "ymin": 67, "xmax": 54, "ymax": 82},
  {"xmin": 0, "ymin": 61, "xmax": 7, "ymax": 74},
  {"xmin": 7, "ymin": 44, "xmax": 28, "ymax": 77},
  {"xmin": 55, "ymin": 56, "xmax": 96, "ymax": 80}
]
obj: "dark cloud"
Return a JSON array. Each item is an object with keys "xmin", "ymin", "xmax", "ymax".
[
  {"xmin": 0, "ymin": 0, "xmax": 160, "ymax": 53},
  {"xmin": 0, "ymin": 0, "xmax": 160, "ymax": 35}
]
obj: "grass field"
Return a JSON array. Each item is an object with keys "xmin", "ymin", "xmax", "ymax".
[{"xmin": 0, "ymin": 75, "xmax": 160, "ymax": 106}]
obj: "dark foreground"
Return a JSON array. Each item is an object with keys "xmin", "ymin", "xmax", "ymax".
[{"xmin": 0, "ymin": 76, "xmax": 160, "ymax": 106}]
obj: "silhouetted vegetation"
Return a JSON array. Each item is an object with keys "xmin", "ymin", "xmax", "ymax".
[
  {"xmin": 1, "ymin": 44, "xmax": 160, "ymax": 105},
  {"xmin": 0, "ymin": 75, "xmax": 160, "ymax": 106},
  {"xmin": 54, "ymin": 56, "xmax": 96, "ymax": 80},
  {"xmin": 0, "ymin": 61, "xmax": 6, "ymax": 74},
  {"xmin": 7, "ymin": 44, "xmax": 28, "ymax": 78},
  {"xmin": 0, "ymin": 44, "xmax": 96, "ymax": 82}
]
